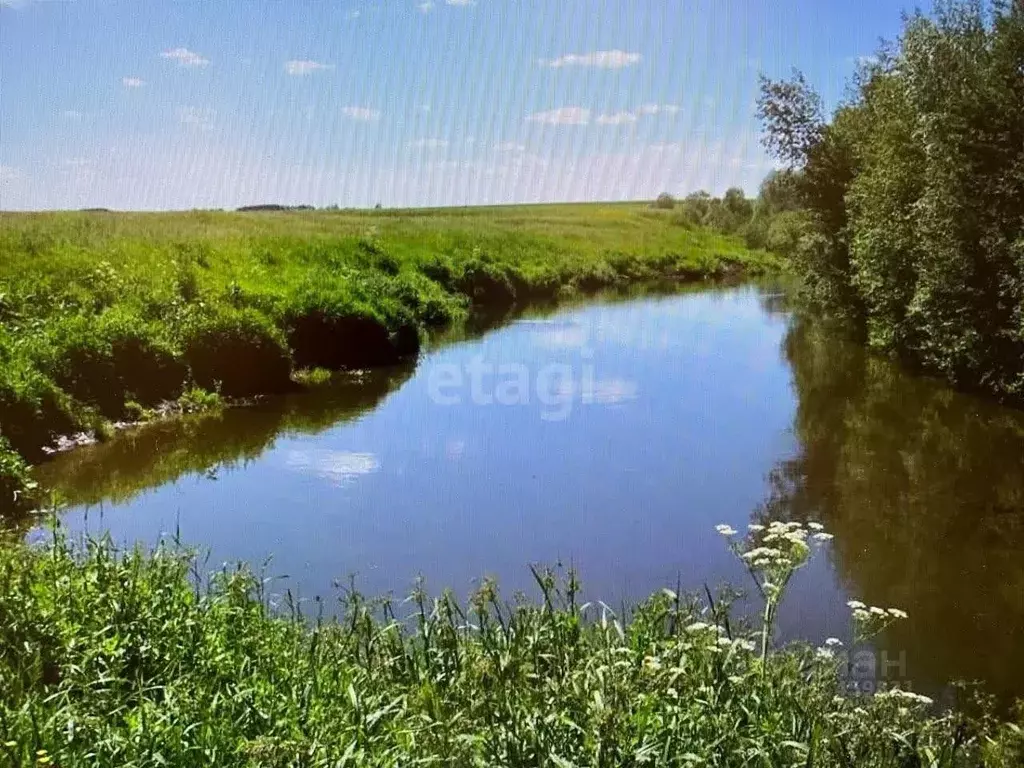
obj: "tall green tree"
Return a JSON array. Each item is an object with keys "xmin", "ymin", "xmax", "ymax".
[{"xmin": 759, "ymin": 0, "xmax": 1024, "ymax": 401}]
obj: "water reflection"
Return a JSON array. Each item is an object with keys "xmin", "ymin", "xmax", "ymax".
[
  {"xmin": 33, "ymin": 364, "xmax": 415, "ymax": 508},
  {"xmin": 764, "ymin": 316, "xmax": 1024, "ymax": 704}
]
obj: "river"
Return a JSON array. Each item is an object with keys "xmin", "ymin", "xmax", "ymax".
[{"xmin": 33, "ymin": 283, "xmax": 1024, "ymax": 705}]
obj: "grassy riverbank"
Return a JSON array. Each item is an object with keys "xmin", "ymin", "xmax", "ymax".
[
  {"xmin": 0, "ymin": 204, "xmax": 778, "ymax": 511},
  {"xmin": 2, "ymin": 521, "xmax": 1022, "ymax": 766}
]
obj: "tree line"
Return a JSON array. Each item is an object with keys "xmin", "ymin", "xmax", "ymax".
[{"xmin": 757, "ymin": 0, "xmax": 1024, "ymax": 403}]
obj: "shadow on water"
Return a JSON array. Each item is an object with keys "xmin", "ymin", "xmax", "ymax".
[
  {"xmin": 33, "ymin": 364, "xmax": 417, "ymax": 509},
  {"xmin": 762, "ymin": 314, "xmax": 1024, "ymax": 706}
]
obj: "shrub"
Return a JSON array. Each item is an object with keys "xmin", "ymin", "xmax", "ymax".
[
  {"xmin": 0, "ymin": 435, "xmax": 36, "ymax": 512},
  {"xmin": 177, "ymin": 386, "xmax": 223, "ymax": 414},
  {"xmin": 285, "ymin": 282, "xmax": 422, "ymax": 370},
  {"xmin": 0, "ymin": 344, "xmax": 80, "ymax": 459},
  {"xmin": 766, "ymin": 210, "xmax": 812, "ymax": 257},
  {"xmin": 179, "ymin": 309, "xmax": 292, "ymax": 397},
  {"xmin": 456, "ymin": 259, "xmax": 517, "ymax": 307},
  {"xmin": 418, "ymin": 254, "xmax": 458, "ymax": 289},
  {"xmin": 34, "ymin": 310, "xmax": 186, "ymax": 418},
  {"xmin": 652, "ymin": 192, "xmax": 677, "ymax": 209}
]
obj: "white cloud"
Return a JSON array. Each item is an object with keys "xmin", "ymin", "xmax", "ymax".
[
  {"xmin": 284, "ymin": 59, "xmax": 333, "ymax": 75},
  {"xmin": 541, "ymin": 50, "xmax": 641, "ymax": 69},
  {"xmin": 0, "ymin": 165, "xmax": 23, "ymax": 183},
  {"xmin": 533, "ymin": 323, "xmax": 588, "ymax": 348},
  {"xmin": 121, "ymin": 77, "xmax": 145, "ymax": 88},
  {"xmin": 418, "ymin": 1, "xmax": 434, "ymax": 11},
  {"xmin": 177, "ymin": 106, "xmax": 215, "ymax": 128},
  {"xmin": 160, "ymin": 47, "xmax": 209, "ymax": 68},
  {"xmin": 595, "ymin": 111, "xmax": 638, "ymax": 126},
  {"xmin": 408, "ymin": 138, "xmax": 449, "ymax": 150},
  {"xmin": 638, "ymin": 103, "xmax": 680, "ymax": 116},
  {"xmin": 61, "ymin": 110, "xmax": 83, "ymax": 121},
  {"xmin": 342, "ymin": 105, "xmax": 381, "ymax": 121},
  {"xmin": 526, "ymin": 107, "xmax": 590, "ymax": 125},
  {"xmin": 285, "ymin": 450, "xmax": 379, "ymax": 486}
]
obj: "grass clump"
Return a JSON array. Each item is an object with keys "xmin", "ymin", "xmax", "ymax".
[
  {"xmin": 176, "ymin": 386, "xmax": 223, "ymax": 414},
  {"xmin": 1, "ymin": 521, "xmax": 1021, "ymax": 766},
  {"xmin": 291, "ymin": 367, "xmax": 333, "ymax": 386}
]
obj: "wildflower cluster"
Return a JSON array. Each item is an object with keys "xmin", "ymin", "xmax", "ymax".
[
  {"xmin": 717, "ymin": 519, "xmax": 834, "ymax": 661},
  {"xmin": 847, "ymin": 599, "xmax": 909, "ymax": 642}
]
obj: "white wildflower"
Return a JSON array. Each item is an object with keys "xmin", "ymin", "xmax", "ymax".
[
  {"xmin": 824, "ymin": 637, "xmax": 844, "ymax": 648},
  {"xmin": 870, "ymin": 606, "xmax": 887, "ymax": 616},
  {"xmin": 887, "ymin": 608, "xmax": 908, "ymax": 619},
  {"xmin": 748, "ymin": 524, "xmax": 765, "ymax": 532},
  {"xmin": 812, "ymin": 532, "xmax": 834, "ymax": 542},
  {"xmin": 876, "ymin": 689, "xmax": 933, "ymax": 706},
  {"xmin": 715, "ymin": 524, "xmax": 738, "ymax": 537},
  {"xmin": 847, "ymin": 600, "xmax": 866, "ymax": 610},
  {"xmin": 808, "ymin": 522, "xmax": 825, "ymax": 531}
]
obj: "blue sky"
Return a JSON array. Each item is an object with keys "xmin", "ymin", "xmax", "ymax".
[{"xmin": 0, "ymin": 0, "xmax": 929, "ymax": 210}]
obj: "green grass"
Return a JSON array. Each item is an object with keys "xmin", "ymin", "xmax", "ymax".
[
  {"xmin": 0, "ymin": 204, "xmax": 779, "ymax": 512},
  {"xmin": 2, "ymin": 520, "xmax": 1021, "ymax": 767}
]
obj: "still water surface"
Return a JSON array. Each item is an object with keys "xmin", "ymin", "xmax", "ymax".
[{"xmin": 35, "ymin": 284, "xmax": 1024, "ymax": 703}]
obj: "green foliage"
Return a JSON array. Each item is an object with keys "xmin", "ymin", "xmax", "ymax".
[
  {"xmin": 179, "ymin": 308, "xmax": 293, "ymax": 397},
  {"xmin": 0, "ymin": 338, "xmax": 81, "ymax": 459},
  {"xmin": 759, "ymin": 1, "xmax": 1024, "ymax": 401},
  {"xmin": 652, "ymin": 191, "xmax": 677, "ymax": 209},
  {"xmin": 1, "ymin": 525, "xmax": 1021, "ymax": 766},
  {"xmin": 0, "ymin": 435, "xmax": 36, "ymax": 511},
  {"xmin": 33, "ymin": 309, "xmax": 185, "ymax": 418},
  {"xmin": 176, "ymin": 386, "xmax": 223, "ymax": 414},
  {"xmin": 291, "ymin": 367, "xmax": 333, "ymax": 386}
]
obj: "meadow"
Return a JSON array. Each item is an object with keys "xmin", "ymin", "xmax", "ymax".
[{"xmin": 0, "ymin": 203, "xmax": 778, "ymax": 511}]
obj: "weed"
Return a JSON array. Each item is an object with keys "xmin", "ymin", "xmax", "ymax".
[{"xmin": 0, "ymin": 522, "xmax": 1020, "ymax": 765}]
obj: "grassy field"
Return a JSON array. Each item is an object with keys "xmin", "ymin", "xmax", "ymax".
[
  {"xmin": 3, "ymin": 519, "xmax": 1022, "ymax": 767},
  {"xmin": 0, "ymin": 204, "xmax": 778, "ymax": 511}
]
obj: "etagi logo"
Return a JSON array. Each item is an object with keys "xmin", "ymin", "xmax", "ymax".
[{"xmin": 425, "ymin": 339, "xmax": 637, "ymax": 422}]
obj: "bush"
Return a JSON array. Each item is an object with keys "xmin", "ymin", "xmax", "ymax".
[
  {"xmin": 179, "ymin": 309, "xmax": 292, "ymax": 397},
  {"xmin": 285, "ymin": 282, "xmax": 422, "ymax": 370},
  {"xmin": 766, "ymin": 210, "xmax": 812, "ymax": 257},
  {"xmin": 0, "ymin": 346, "xmax": 80, "ymax": 459},
  {"xmin": 652, "ymin": 192, "xmax": 677, "ymax": 209},
  {"xmin": 456, "ymin": 259, "xmax": 517, "ymax": 308},
  {"xmin": 0, "ymin": 435, "xmax": 36, "ymax": 512},
  {"xmin": 34, "ymin": 310, "xmax": 186, "ymax": 418}
]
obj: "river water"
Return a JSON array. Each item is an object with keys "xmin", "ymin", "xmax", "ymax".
[{"xmin": 34, "ymin": 283, "xmax": 1024, "ymax": 704}]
